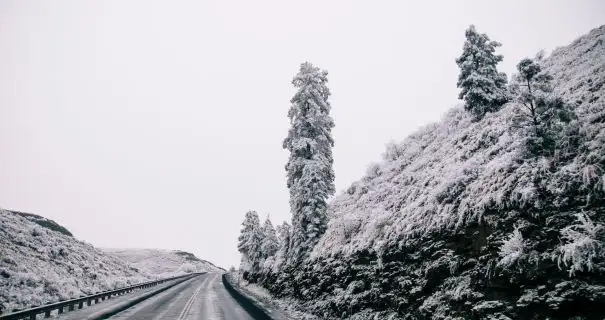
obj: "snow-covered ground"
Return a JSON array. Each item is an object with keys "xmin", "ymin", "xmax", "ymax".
[
  {"xmin": 0, "ymin": 209, "xmax": 150, "ymax": 313},
  {"xmin": 227, "ymin": 272, "xmax": 320, "ymax": 320},
  {"xmin": 103, "ymin": 248, "xmax": 223, "ymax": 277},
  {"xmin": 0, "ymin": 209, "xmax": 223, "ymax": 314}
]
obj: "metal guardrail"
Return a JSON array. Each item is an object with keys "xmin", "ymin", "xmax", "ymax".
[{"xmin": 0, "ymin": 272, "xmax": 203, "ymax": 320}]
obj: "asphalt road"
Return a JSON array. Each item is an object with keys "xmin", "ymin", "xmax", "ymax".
[{"xmin": 107, "ymin": 273, "xmax": 255, "ymax": 320}]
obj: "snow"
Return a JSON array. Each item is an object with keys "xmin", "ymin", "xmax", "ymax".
[
  {"xmin": 228, "ymin": 272, "xmax": 320, "ymax": 320},
  {"xmin": 497, "ymin": 226, "xmax": 525, "ymax": 269},
  {"xmin": 312, "ymin": 26, "xmax": 605, "ymax": 261},
  {"xmin": 0, "ymin": 209, "xmax": 149, "ymax": 313},
  {"xmin": 259, "ymin": 25, "xmax": 605, "ymax": 320},
  {"xmin": 284, "ymin": 62, "xmax": 335, "ymax": 262},
  {"xmin": 556, "ymin": 212, "xmax": 604, "ymax": 276}
]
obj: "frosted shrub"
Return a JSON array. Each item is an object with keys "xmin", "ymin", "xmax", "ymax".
[
  {"xmin": 180, "ymin": 262, "xmax": 196, "ymax": 273},
  {"xmin": 582, "ymin": 164, "xmax": 601, "ymax": 188},
  {"xmin": 556, "ymin": 212, "xmax": 604, "ymax": 276},
  {"xmin": 497, "ymin": 227, "xmax": 525, "ymax": 269},
  {"xmin": 382, "ymin": 140, "xmax": 405, "ymax": 161},
  {"xmin": 365, "ymin": 163, "xmax": 382, "ymax": 180}
]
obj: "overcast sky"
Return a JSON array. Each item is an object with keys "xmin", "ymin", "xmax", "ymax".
[{"xmin": 1, "ymin": 0, "xmax": 603, "ymax": 269}]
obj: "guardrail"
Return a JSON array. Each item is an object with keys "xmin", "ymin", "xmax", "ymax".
[
  {"xmin": 0, "ymin": 272, "xmax": 203, "ymax": 320},
  {"xmin": 221, "ymin": 274, "xmax": 273, "ymax": 320}
]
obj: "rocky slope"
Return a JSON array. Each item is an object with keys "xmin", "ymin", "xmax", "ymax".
[
  {"xmin": 0, "ymin": 209, "xmax": 149, "ymax": 314},
  {"xmin": 103, "ymin": 248, "xmax": 224, "ymax": 277},
  {"xmin": 264, "ymin": 25, "xmax": 605, "ymax": 319}
]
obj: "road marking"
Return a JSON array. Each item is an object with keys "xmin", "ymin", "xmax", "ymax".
[{"xmin": 177, "ymin": 279, "xmax": 205, "ymax": 320}]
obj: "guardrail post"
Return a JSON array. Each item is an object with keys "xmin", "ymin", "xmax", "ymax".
[
  {"xmin": 44, "ymin": 309, "xmax": 51, "ymax": 317},
  {"xmin": 29, "ymin": 313, "xmax": 36, "ymax": 320},
  {"xmin": 87, "ymin": 299, "xmax": 91, "ymax": 306},
  {"xmin": 58, "ymin": 305, "xmax": 63, "ymax": 314},
  {"xmin": 69, "ymin": 304, "xmax": 75, "ymax": 311},
  {"xmin": 79, "ymin": 301, "xmax": 83, "ymax": 309}
]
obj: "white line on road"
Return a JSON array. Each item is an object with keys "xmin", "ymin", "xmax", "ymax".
[{"xmin": 177, "ymin": 277, "xmax": 205, "ymax": 320}]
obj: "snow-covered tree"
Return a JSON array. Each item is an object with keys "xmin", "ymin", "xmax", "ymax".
[
  {"xmin": 456, "ymin": 25, "xmax": 508, "ymax": 120},
  {"xmin": 272, "ymin": 222, "xmax": 291, "ymax": 270},
  {"xmin": 260, "ymin": 217, "xmax": 278, "ymax": 260},
  {"xmin": 510, "ymin": 57, "xmax": 576, "ymax": 156},
  {"xmin": 283, "ymin": 62, "xmax": 335, "ymax": 263},
  {"xmin": 237, "ymin": 210, "xmax": 263, "ymax": 274}
]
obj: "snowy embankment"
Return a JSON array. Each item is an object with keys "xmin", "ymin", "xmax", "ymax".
[
  {"xmin": 103, "ymin": 248, "xmax": 224, "ymax": 277},
  {"xmin": 0, "ymin": 209, "xmax": 150, "ymax": 313},
  {"xmin": 316, "ymin": 24, "xmax": 604, "ymax": 271},
  {"xmin": 261, "ymin": 25, "xmax": 605, "ymax": 319},
  {"xmin": 227, "ymin": 272, "xmax": 319, "ymax": 320}
]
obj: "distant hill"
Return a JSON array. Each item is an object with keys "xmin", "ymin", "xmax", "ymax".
[
  {"xmin": 0, "ymin": 209, "xmax": 149, "ymax": 314},
  {"xmin": 103, "ymin": 248, "xmax": 224, "ymax": 277}
]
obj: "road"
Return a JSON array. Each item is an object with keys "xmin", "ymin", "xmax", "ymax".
[
  {"xmin": 57, "ymin": 273, "xmax": 256, "ymax": 320},
  {"xmin": 108, "ymin": 273, "xmax": 254, "ymax": 320}
]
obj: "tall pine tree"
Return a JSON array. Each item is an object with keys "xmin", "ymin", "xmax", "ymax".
[
  {"xmin": 283, "ymin": 62, "xmax": 335, "ymax": 263},
  {"xmin": 456, "ymin": 25, "xmax": 509, "ymax": 120}
]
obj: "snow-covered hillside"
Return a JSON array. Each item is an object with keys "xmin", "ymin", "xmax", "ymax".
[
  {"xmin": 103, "ymin": 248, "xmax": 224, "ymax": 277},
  {"xmin": 261, "ymin": 25, "xmax": 605, "ymax": 319},
  {"xmin": 316, "ymin": 25, "xmax": 605, "ymax": 258},
  {"xmin": 0, "ymin": 209, "xmax": 149, "ymax": 314}
]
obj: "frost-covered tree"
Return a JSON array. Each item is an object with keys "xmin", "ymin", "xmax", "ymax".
[
  {"xmin": 456, "ymin": 25, "xmax": 508, "ymax": 120},
  {"xmin": 237, "ymin": 210, "xmax": 263, "ymax": 275},
  {"xmin": 510, "ymin": 57, "xmax": 576, "ymax": 156},
  {"xmin": 283, "ymin": 62, "xmax": 335, "ymax": 263},
  {"xmin": 260, "ymin": 217, "xmax": 278, "ymax": 260},
  {"xmin": 272, "ymin": 222, "xmax": 291, "ymax": 269}
]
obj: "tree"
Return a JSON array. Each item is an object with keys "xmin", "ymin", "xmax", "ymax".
[
  {"xmin": 260, "ymin": 217, "xmax": 278, "ymax": 260},
  {"xmin": 273, "ymin": 222, "xmax": 291, "ymax": 269},
  {"xmin": 237, "ymin": 210, "xmax": 263, "ymax": 275},
  {"xmin": 510, "ymin": 57, "xmax": 576, "ymax": 156},
  {"xmin": 283, "ymin": 62, "xmax": 335, "ymax": 263},
  {"xmin": 456, "ymin": 25, "xmax": 509, "ymax": 120}
]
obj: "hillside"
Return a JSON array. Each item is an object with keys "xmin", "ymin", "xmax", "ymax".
[
  {"xmin": 261, "ymin": 26, "xmax": 605, "ymax": 319},
  {"xmin": 9, "ymin": 210, "xmax": 73, "ymax": 237},
  {"xmin": 315, "ymin": 25, "xmax": 605, "ymax": 258},
  {"xmin": 0, "ymin": 209, "xmax": 149, "ymax": 314},
  {"xmin": 103, "ymin": 248, "xmax": 224, "ymax": 277}
]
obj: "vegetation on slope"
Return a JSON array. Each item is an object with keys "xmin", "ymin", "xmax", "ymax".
[
  {"xmin": 9, "ymin": 210, "xmax": 73, "ymax": 237},
  {"xmin": 0, "ymin": 209, "xmax": 149, "ymax": 313},
  {"xmin": 239, "ymin": 25, "xmax": 605, "ymax": 319}
]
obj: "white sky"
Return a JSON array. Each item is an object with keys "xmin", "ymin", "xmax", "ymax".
[{"xmin": 1, "ymin": 0, "xmax": 604, "ymax": 269}]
